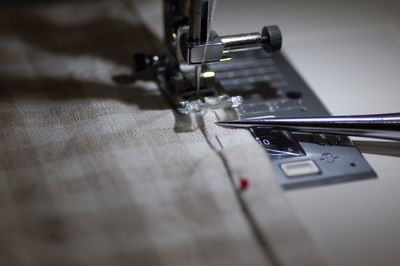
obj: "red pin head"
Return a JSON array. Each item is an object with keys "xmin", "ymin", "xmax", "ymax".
[{"xmin": 239, "ymin": 178, "xmax": 249, "ymax": 190}]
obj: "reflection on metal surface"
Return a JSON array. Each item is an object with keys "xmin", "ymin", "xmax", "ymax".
[
  {"xmin": 249, "ymin": 128, "xmax": 306, "ymax": 159},
  {"xmin": 217, "ymin": 112, "xmax": 400, "ymax": 141}
]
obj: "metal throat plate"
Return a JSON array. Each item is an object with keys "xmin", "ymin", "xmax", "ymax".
[{"xmin": 207, "ymin": 49, "xmax": 377, "ymax": 189}]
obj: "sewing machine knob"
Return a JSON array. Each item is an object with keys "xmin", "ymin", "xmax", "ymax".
[{"xmin": 262, "ymin": 25, "xmax": 282, "ymax": 53}]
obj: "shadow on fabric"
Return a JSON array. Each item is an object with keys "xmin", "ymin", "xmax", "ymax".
[{"xmin": 0, "ymin": 0, "xmax": 170, "ymax": 111}]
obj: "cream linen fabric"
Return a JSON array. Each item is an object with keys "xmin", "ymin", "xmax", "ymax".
[{"xmin": 0, "ymin": 1, "xmax": 322, "ymax": 265}]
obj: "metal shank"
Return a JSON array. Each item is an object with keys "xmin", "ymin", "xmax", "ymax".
[
  {"xmin": 221, "ymin": 33, "xmax": 264, "ymax": 50},
  {"xmin": 189, "ymin": 0, "xmax": 214, "ymax": 43}
]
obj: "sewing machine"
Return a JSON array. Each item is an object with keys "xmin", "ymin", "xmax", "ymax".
[
  {"xmin": 134, "ymin": 0, "xmax": 281, "ymax": 114},
  {"xmin": 134, "ymin": 0, "xmax": 376, "ymax": 189}
]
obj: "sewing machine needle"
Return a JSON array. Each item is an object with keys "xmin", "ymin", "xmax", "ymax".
[
  {"xmin": 215, "ymin": 113, "xmax": 400, "ymax": 141},
  {"xmin": 196, "ymin": 65, "xmax": 202, "ymax": 98}
]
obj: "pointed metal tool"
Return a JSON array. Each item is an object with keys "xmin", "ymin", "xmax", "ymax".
[{"xmin": 216, "ymin": 112, "xmax": 400, "ymax": 141}]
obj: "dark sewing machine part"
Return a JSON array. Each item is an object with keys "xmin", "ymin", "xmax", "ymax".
[{"xmin": 133, "ymin": 0, "xmax": 377, "ymax": 189}]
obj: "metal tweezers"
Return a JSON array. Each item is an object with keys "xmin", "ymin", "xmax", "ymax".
[{"xmin": 216, "ymin": 112, "xmax": 400, "ymax": 141}]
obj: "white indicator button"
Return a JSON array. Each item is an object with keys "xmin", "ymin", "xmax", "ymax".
[{"xmin": 281, "ymin": 160, "xmax": 320, "ymax": 177}]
